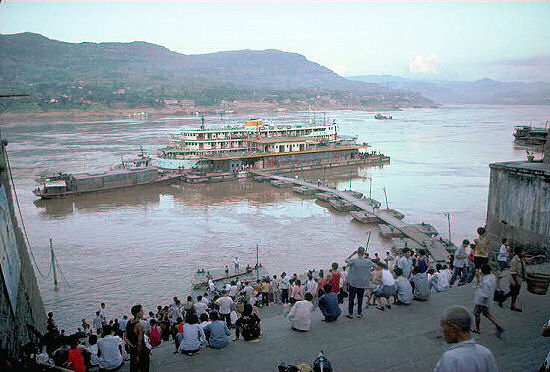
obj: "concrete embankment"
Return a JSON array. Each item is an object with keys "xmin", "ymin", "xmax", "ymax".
[{"xmin": 138, "ymin": 265, "xmax": 550, "ymax": 372}]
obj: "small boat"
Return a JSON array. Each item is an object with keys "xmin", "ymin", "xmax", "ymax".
[{"xmin": 375, "ymin": 113, "xmax": 393, "ymax": 120}]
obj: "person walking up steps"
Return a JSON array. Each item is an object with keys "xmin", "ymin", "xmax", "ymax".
[
  {"xmin": 344, "ymin": 247, "xmax": 373, "ymax": 319},
  {"xmin": 472, "ymin": 264, "xmax": 504, "ymax": 338}
]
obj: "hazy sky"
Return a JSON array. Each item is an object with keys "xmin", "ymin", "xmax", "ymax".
[{"xmin": 1, "ymin": 1, "xmax": 550, "ymax": 81}]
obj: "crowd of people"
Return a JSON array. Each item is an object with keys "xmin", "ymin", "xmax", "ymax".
[{"xmin": 22, "ymin": 226, "xmax": 546, "ymax": 372}]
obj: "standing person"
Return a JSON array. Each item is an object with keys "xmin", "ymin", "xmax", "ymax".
[
  {"xmin": 397, "ymin": 248, "xmax": 414, "ymax": 278},
  {"xmin": 434, "ymin": 306, "xmax": 498, "ymax": 372},
  {"xmin": 501, "ymin": 247, "xmax": 541, "ymax": 312},
  {"xmin": 272, "ymin": 275, "xmax": 281, "ymax": 304},
  {"xmin": 417, "ymin": 249, "xmax": 430, "ymax": 273},
  {"xmin": 234, "ymin": 257, "xmax": 240, "ymax": 272},
  {"xmin": 344, "ymin": 247, "xmax": 373, "ymax": 319},
  {"xmin": 280, "ymin": 272, "xmax": 290, "ymax": 304},
  {"xmin": 93, "ymin": 311, "xmax": 103, "ymax": 335},
  {"xmin": 329, "ymin": 262, "xmax": 341, "ymax": 295},
  {"xmin": 473, "ymin": 227, "xmax": 490, "ymax": 286},
  {"xmin": 125, "ymin": 304, "xmax": 149, "ymax": 372},
  {"xmin": 318, "ymin": 283, "xmax": 342, "ymax": 322},
  {"xmin": 99, "ymin": 303, "xmax": 107, "ymax": 328},
  {"xmin": 216, "ymin": 290, "xmax": 234, "ymax": 327},
  {"xmin": 450, "ymin": 240, "xmax": 469, "ymax": 286},
  {"xmin": 317, "ymin": 272, "xmax": 327, "ymax": 297},
  {"xmin": 261, "ymin": 278, "xmax": 270, "ymax": 306},
  {"xmin": 288, "ymin": 293, "xmax": 314, "ymax": 331},
  {"xmin": 497, "ymin": 238, "xmax": 510, "ymax": 271},
  {"xmin": 384, "ymin": 252, "xmax": 395, "ymax": 272},
  {"xmin": 473, "ymin": 265, "xmax": 504, "ymax": 337},
  {"xmin": 305, "ymin": 274, "xmax": 318, "ymax": 302}
]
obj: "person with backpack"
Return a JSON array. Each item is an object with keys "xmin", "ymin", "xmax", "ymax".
[
  {"xmin": 148, "ymin": 319, "xmax": 161, "ymax": 348},
  {"xmin": 234, "ymin": 304, "xmax": 261, "ymax": 341}
]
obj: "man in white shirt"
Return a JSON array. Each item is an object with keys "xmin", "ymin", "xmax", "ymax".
[
  {"xmin": 473, "ymin": 264, "xmax": 504, "ymax": 337},
  {"xmin": 97, "ymin": 325, "xmax": 123, "ymax": 371},
  {"xmin": 288, "ymin": 293, "xmax": 314, "ymax": 331},
  {"xmin": 99, "ymin": 303, "xmax": 107, "ymax": 327},
  {"xmin": 194, "ymin": 297, "xmax": 207, "ymax": 317},
  {"xmin": 234, "ymin": 257, "xmax": 240, "ymax": 272},
  {"xmin": 216, "ymin": 290, "xmax": 234, "ymax": 328}
]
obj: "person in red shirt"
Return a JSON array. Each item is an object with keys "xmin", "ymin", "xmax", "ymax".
[
  {"xmin": 329, "ymin": 262, "xmax": 341, "ymax": 295},
  {"xmin": 66, "ymin": 337, "xmax": 86, "ymax": 372}
]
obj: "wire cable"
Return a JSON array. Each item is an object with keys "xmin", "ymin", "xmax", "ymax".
[{"xmin": 4, "ymin": 148, "xmax": 50, "ymax": 279}]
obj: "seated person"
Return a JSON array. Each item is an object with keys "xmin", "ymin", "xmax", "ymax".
[
  {"xmin": 410, "ymin": 266, "xmax": 431, "ymax": 301},
  {"xmin": 178, "ymin": 313, "xmax": 205, "ymax": 355},
  {"xmin": 393, "ymin": 268, "xmax": 413, "ymax": 305},
  {"xmin": 97, "ymin": 325, "xmax": 123, "ymax": 371},
  {"xmin": 288, "ymin": 293, "xmax": 314, "ymax": 331},
  {"xmin": 373, "ymin": 263, "xmax": 397, "ymax": 310},
  {"xmin": 203, "ymin": 311, "xmax": 231, "ymax": 349},
  {"xmin": 235, "ymin": 304, "xmax": 261, "ymax": 341},
  {"xmin": 318, "ymin": 283, "xmax": 342, "ymax": 322}
]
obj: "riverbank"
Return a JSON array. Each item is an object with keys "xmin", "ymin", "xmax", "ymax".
[
  {"xmin": 0, "ymin": 104, "xmax": 418, "ymax": 123},
  {"xmin": 141, "ymin": 265, "xmax": 550, "ymax": 372}
]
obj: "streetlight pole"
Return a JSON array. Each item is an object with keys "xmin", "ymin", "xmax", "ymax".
[{"xmin": 383, "ymin": 187, "xmax": 389, "ymax": 209}]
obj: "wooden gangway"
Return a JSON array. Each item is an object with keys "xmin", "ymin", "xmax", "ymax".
[{"xmin": 250, "ymin": 170, "xmax": 451, "ymax": 262}]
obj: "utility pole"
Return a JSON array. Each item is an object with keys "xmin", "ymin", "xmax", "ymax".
[
  {"xmin": 383, "ymin": 187, "xmax": 389, "ymax": 209},
  {"xmin": 50, "ymin": 239, "xmax": 58, "ymax": 290}
]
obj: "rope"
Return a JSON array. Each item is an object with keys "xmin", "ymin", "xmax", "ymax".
[
  {"xmin": 54, "ymin": 255, "xmax": 71, "ymax": 287},
  {"xmin": 4, "ymin": 149, "xmax": 50, "ymax": 279}
]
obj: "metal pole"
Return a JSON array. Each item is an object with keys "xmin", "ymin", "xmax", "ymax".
[
  {"xmin": 446, "ymin": 212, "xmax": 452, "ymax": 244},
  {"xmin": 365, "ymin": 231, "xmax": 371, "ymax": 252},
  {"xmin": 256, "ymin": 242, "xmax": 259, "ymax": 280},
  {"xmin": 383, "ymin": 187, "xmax": 389, "ymax": 209},
  {"xmin": 369, "ymin": 178, "xmax": 372, "ymax": 199},
  {"xmin": 50, "ymin": 238, "xmax": 58, "ymax": 290}
]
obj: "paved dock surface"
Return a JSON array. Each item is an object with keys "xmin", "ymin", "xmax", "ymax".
[
  {"xmin": 133, "ymin": 266, "xmax": 550, "ymax": 372},
  {"xmin": 251, "ymin": 170, "xmax": 450, "ymax": 263}
]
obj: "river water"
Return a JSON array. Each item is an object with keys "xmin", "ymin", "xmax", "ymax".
[{"xmin": 1, "ymin": 105, "xmax": 549, "ymax": 331}]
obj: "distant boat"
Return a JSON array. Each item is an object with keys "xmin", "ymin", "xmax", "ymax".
[{"xmin": 375, "ymin": 113, "xmax": 393, "ymax": 120}]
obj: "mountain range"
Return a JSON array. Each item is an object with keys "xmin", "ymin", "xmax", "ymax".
[
  {"xmin": 347, "ymin": 75, "xmax": 550, "ymax": 105},
  {"xmin": 0, "ymin": 32, "xmax": 429, "ymax": 114}
]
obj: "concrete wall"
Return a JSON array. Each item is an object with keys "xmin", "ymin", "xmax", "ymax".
[
  {"xmin": 486, "ymin": 161, "xmax": 550, "ymax": 253},
  {"xmin": 0, "ymin": 139, "xmax": 47, "ymax": 358}
]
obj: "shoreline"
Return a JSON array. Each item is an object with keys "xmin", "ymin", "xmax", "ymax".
[{"xmin": 0, "ymin": 104, "xmax": 432, "ymax": 123}]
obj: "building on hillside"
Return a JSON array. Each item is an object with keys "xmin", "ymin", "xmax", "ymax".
[{"xmin": 486, "ymin": 140, "xmax": 550, "ymax": 252}]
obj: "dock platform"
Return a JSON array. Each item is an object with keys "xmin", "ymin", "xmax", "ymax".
[{"xmin": 250, "ymin": 170, "xmax": 451, "ymax": 262}]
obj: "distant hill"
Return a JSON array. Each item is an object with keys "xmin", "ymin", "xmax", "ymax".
[
  {"xmin": 0, "ymin": 33, "xmax": 431, "ymax": 114},
  {"xmin": 347, "ymin": 75, "xmax": 550, "ymax": 105}
]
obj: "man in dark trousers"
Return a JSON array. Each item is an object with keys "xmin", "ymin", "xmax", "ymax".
[
  {"xmin": 125, "ymin": 304, "xmax": 149, "ymax": 372},
  {"xmin": 344, "ymin": 246, "xmax": 373, "ymax": 319}
]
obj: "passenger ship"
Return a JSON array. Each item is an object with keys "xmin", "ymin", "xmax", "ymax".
[{"xmin": 154, "ymin": 118, "xmax": 339, "ymax": 170}]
